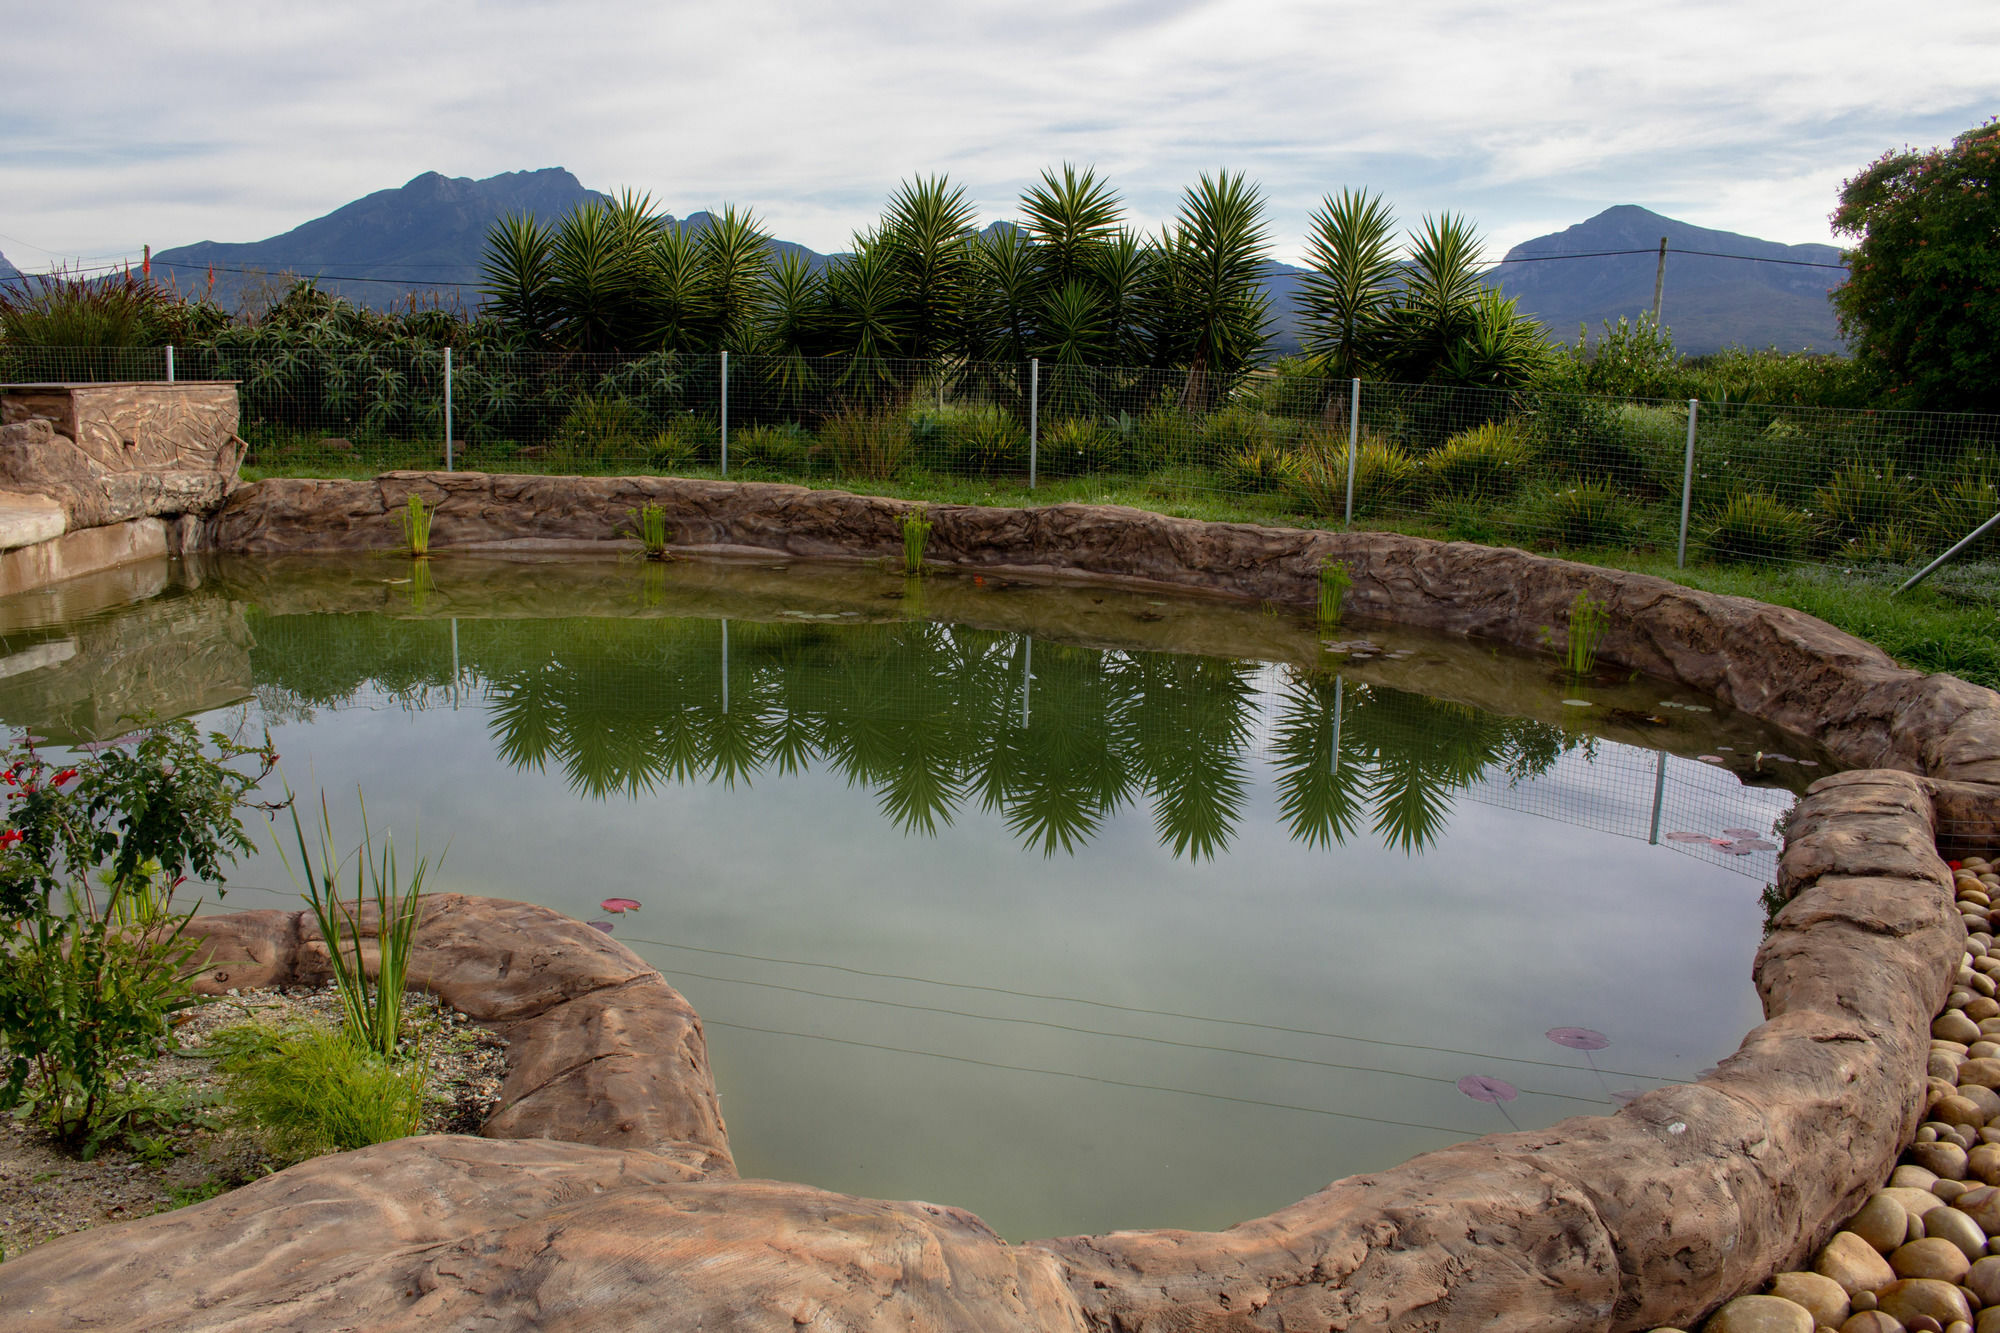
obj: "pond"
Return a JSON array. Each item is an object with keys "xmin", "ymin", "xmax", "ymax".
[{"xmin": 0, "ymin": 552, "xmax": 1832, "ymax": 1241}]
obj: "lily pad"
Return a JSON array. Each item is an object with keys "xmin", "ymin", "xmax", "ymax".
[
  {"xmin": 1457, "ymin": 1074, "xmax": 1518, "ymax": 1104},
  {"xmin": 1546, "ymin": 1027, "xmax": 1610, "ymax": 1051},
  {"xmin": 1698, "ymin": 755, "xmax": 1725, "ymax": 764},
  {"xmin": 587, "ymin": 920, "xmax": 615, "ymax": 933},
  {"xmin": 1561, "ymin": 699, "xmax": 1592, "ymax": 707},
  {"xmin": 600, "ymin": 897, "xmax": 641, "ymax": 914},
  {"xmin": 1664, "ymin": 831, "xmax": 1709, "ymax": 842},
  {"xmin": 1721, "ymin": 828, "xmax": 1763, "ymax": 839}
]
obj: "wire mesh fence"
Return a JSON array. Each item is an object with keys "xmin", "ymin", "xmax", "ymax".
[{"xmin": 5, "ymin": 344, "xmax": 1997, "ymax": 575}]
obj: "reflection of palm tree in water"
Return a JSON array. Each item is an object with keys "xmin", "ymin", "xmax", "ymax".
[{"xmin": 255, "ymin": 612, "xmax": 1580, "ymax": 858}]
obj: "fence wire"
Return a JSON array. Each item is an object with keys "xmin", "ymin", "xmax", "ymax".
[{"xmin": 5, "ymin": 345, "xmax": 1998, "ymax": 577}]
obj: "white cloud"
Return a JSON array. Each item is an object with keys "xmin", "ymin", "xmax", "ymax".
[{"xmin": 3, "ymin": 0, "xmax": 1995, "ymax": 269}]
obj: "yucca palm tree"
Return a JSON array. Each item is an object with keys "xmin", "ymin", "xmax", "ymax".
[
  {"xmin": 1297, "ymin": 188, "xmax": 1400, "ymax": 383},
  {"xmin": 692, "ymin": 204, "xmax": 773, "ymax": 351},
  {"xmin": 879, "ymin": 175, "xmax": 981, "ymax": 361},
  {"xmin": 1151, "ymin": 171, "xmax": 1273, "ymax": 407}
]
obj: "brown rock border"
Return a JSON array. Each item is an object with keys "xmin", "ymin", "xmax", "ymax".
[{"xmin": 3, "ymin": 474, "xmax": 1999, "ymax": 1330}]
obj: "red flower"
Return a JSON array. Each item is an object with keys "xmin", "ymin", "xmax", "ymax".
[
  {"xmin": 51, "ymin": 768, "xmax": 76, "ymax": 787},
  {"xmin": 0, "ymin": 829, "xmax": 22, "ymax": 849}
]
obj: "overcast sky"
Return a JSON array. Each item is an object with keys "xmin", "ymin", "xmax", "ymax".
[{"xmin": 4, "ymin": 0, "xmax": 1995, "ymax": 272}]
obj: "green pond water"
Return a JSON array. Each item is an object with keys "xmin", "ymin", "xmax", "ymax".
[{"xmin": 0, "ymin": 552, "xmax": 1835, "ymax": 1241}]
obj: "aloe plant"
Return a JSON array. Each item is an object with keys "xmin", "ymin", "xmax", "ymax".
[
  {"xmin": 1317, "ymin": 559, "xmax": 1353, "ymax": 629},
  {"xmin": 399, "ymin": 493, "xmax": 433, "ymax": 558},
  {"xmin": 624, "ymin": 502, "xmax": 671, "ymax": 559},
  {"xmin": 902, "ymin": 507, "xmax": 934, "ymax": 575},
  {"xmin": 1563, "ymin": 591, "xmax": 1611, "ymax": 678}
]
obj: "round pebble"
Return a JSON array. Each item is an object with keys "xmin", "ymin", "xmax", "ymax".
[
  {"xmin": 1891, "ymin": 1238, "xmax": 1972, "ymax": 1283},
  {"xmin": 1853, "ymin": 1194, "xmax": 1912, "ymax": 1253},
  {"xmin": 1975, "ymin": 1060, "xmax": 2000, "ymax": 1090},
  {"xmin": 1924, "ymin": 1207, "xmax": 1987, "ymax": 1262},
  {"xmin": 1853, "ymin": 1290, "xmax": 1879, "ymax": 1311},
  {"xmin": 1940, "ymin": 1013, "xmax": 1985, "ymax": 1044},
  {"xmin": 1706, "ymin": 1294, "xmax": 1816, "ymax": 1333},
  {"xmin": 1820, "ymin": 1231, "xmax": 1900, "ymax": 1296},
  {"xmin": 1937, "ymin": 1097, "xmax": 1991, "ymax": 1130},
  {"xmin": 1876, "ymin": 1278, "xmax": 1973, "ymax": 1328},
  {"xmin": 1935, "ymin": 1180, "xmax": 1973, "ymax": 1204},
  {"xmin": 1902, "ymin": 1165, "xmax": 1947, "ymax": 1190},
  {"xmin": 1838, "ymin": 1314, "xmax": 1897, "ymax": 1333},
  {"xmin": 1961, "ymin": 1086, "xmax": 2000, "ymax": 1120},
  {"xmin": 1910, "ymin": 1143, "xmax": 1972, "ymax": 1181},
  {"xmin": 1968, "ymin": 1143, "xmax": 2000, "ymax": 1186}
]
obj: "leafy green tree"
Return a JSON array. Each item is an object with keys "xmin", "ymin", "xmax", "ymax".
[
  {"xmin": 1832, "ymin": 120, "xmax": 2000, "ymax": 413},
  {"xmin": 877, "ymin": 175, "xmax": 981, "ymax": 361},
  {"xmin": 1297, "ymin": 188, "xmax": 1400, "ymax": 382},
  {"xmin": 1147, "ymin": 171, "xmax": 1274, "ymax": 404}
]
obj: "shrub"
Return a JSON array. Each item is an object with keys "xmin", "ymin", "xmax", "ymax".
[
  {"xmin": 211, "ymin": 1023, "xmax": 425, "ymax": 1163},
  {"xmin": 1704, "ymin": 491, "xmax": 1818, "ymax": 564},
  {"xmin": 727, "ymin": 422, "xmax": 812, "ymax": 472},
  {"xmin": 1037, "ymin": 417, "xmax": 1123, "ymax": 477},
  {"xmin": 1524, "ymin": 479, "xmax": 1633, "ymax": 549},
  {"xmin": 1432, "ymin": 496, "xmax": 1500, "ymax": 545},
  {"xmin": 1934, "ymin": 467, "xmax": 2000, "ymax": 546},
  {"xmin": 646, "ymin": 418, "xmax": 711, "ymax": 472},
  {"xmin": 552, "ymin": 393, "xmax": 650, "ymax": 467},
  {"xmin": 1284, "ymin": 432, "xmax": 1417, "ymax": 518},
  {"xmin": 1201, "ymin": 403, "xmax": 1297, "ymax": 459},
  {"xmin": 910, "ymin": 405, "xmax": 1027, "ymax": 476},
  {"xmin": 1813, "ymin": 459, "xmax": 1924, "ymax": 542},
  {"xmin": 1425, "ymin": 421, "xmax": 1530, "ymax": 500},
  {"xmin": 0, "ymin": 724, "xmax": 278, "ymax": 1152},
  {"xmin": 819, "ymin": 408, "xmax": 912, "ymax": 480},
  {"xmin": 1844, "ymin": 521, "xmax": 1932, "ymax": 564},
  {"xmin": 1220, "ymin": 440, "xmax": 1295, "ymax": 494},
  {"xmin": 1124, "ymin": 405, "xmax": 1199, "ymax": 471}
]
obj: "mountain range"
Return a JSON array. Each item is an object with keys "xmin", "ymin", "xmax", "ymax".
[
  {"xmin": 0, "ymin": 250, "xmax": 22, "ymax": 287},
  {"xmin": 137, "ymin": 170, "xmax": 1846, "ymax": 355}
]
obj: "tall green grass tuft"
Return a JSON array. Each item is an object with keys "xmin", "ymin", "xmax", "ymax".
[
  {"xmin": 821, "ymin": 408, "xmax": 912, "ymax": 480},
  {"xmin": 901, "ymin": 507, "xmax": 934, "ymax": 575},
  {"xmin": 279, "ymin": 792, "xmax": 435, "ymax": 1061},
  {"xmin": 210, "ymin": 1023, "xmax": 424, "ymax": 1162},
  {"xmin": 1317, "ymin": 559, "xmax": 1353, "ymax": 629},
  {"xmin": 400, "ymin": 494, "xmax": 433, "ymax": 558},
  {"xmin": 1561, "ymin": 591, "xmax": 1610, "ymax": 678},
  {"xmin": 1704, "ymin": 491, "xmax": 1817, "ymax": 564},
  {"xmin": 623, "ymin": 501, "xmax": 671, "ymax": 559}
]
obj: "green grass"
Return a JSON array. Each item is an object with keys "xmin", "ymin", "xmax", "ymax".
[
  {"xmin": 209, "ymin": 1022, "xmax": 425, "ymax": 1163},
  {"xmin": 236, "ymin": 457, "xmax": 2000, "ymax": 691}
]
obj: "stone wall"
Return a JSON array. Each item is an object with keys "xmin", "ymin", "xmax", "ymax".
[{"xmin": 0, "ymin": 382, "xmax": 240, "ymax": 542}]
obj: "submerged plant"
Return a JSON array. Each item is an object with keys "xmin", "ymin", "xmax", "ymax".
[
  {"xmin": 400, "ymin": 493, "xmax": 434, "ymax": 558},
  {"xmin": 901, "ymin": 506, "xmax": 934, "ymax": 575},
  {"xmin": 1317, "ymin": 559, "xmax": 1353, "ymax": 629},
  {"xmin": 279, "ymin": 792, "xmax": 435, "ymax": 1061},
  {"xmin": 623, "ymin": 501, "xmax": 672, "ymax": 559}
]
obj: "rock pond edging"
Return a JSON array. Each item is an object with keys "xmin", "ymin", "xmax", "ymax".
[{"xmin": 2, "ymin": 472, "xmax": 1998, "ymax": 1329}]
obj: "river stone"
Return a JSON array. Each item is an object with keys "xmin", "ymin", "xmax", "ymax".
[
  {"xmin": 1980, "ymin": 1309, "xmax": 2000, "ymax": 1333},
  {"xmin": 1940, "ymin": 1051, "xmax": 1973, "ymax": 1080},
  {"xmin": 1938, "ymin": 1095, "xmax": 1993, "ymax": 1129},
  {"xmin": 1771, "ymin": 1271, "xmax": 1852, "ymax": 1326},
  {"xmin": 1925, "ymin": 1207, "xmax": 1988, "ymax": 1261},
  {"xmin": 1968, "ymin": 1143, "xmax": 2000, "ymax": 1186},
  {"xmin": 1890, "ymin": 1238, "xmax": 1973, "ymax": 1282},
  {"xmin": 1970, "ymin": 1256, "xmax": 2000, "ymax": 1307},
  {"xmin": 1937, "ymin": 1180, "xmax": 1973, "ymax": 1204},
  {"xmin": 1840, "ymin": 1315, "xmax": 1901, "ymax": 1333},
  {"xmin": 1706, "ymin": 1295, "xmax": 1815, "ymax": 1333},
  {"xmin": 1970, "ymin": 998, "xmax": 2000, "ymax": 1022},
  {"xmin": 1955, "ymin": 1186, "xmax": 2000, "ymax": 1233},
  {"xmin": 1877, "ymin": 1278, "xmax": 1974, "ymax": 1327},
  {"xmin": 1853, "ymin": 1194, "xmax": 1912, "ymax": 1253},
  {"xmin": 1885, "ymin": 1187, "xmax": 1952, "ymax": 1217},
  {"xmin": 1940, "ymin": 1013, "xmax": 1985, "ymax": 1044},
  {"xmin": 1820, "ymin": 1231, "xmax": 1901, "ymax": 1296},
  {"xmin": 1961, "ymin": 1085, "xmax": 2000, "ymax": 1120},
  {"xmin": 1903, "ymin": 1165, "xmax": 1948, "ymax": 1190},
  {"xmin": 1911, "ymin": 1142, "xmax": 1973, "ymax": 1181},
  {"xmin": 1969, "ymin": 1062, "xmax": 2000, "ymax": 1090}
]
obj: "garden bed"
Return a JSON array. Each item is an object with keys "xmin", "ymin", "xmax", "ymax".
[{"xmin": 0, "ymin": 982, "xmax": 505, "ymax": 1259}]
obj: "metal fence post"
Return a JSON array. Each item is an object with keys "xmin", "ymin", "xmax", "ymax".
[
  {"xmin": 446, "ymin": 344, "xmax": 458, "ymax": 470},
  {"xmin": 1676, "ymin": 398, "xmax": 1699, "ymax": 568},
  {"xmin": 1344, "ymin": 378, "xmax": 1360, "ymax": 528},
  {"xmin": 720, "ymin": 350, "xmax": 730, "ymax": 478},
  {"xmin": 164, "ymin": 345, "xmax": 175, "ymax": 383},
  {"xmin": 1028, "ymin": 358, "xmax": 1039, "ymax": 489}
]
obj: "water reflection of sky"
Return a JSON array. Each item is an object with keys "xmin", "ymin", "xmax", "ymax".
[{"xmin": 192, "ymin": 651, "xmax": 1781, "ymax": 1242}]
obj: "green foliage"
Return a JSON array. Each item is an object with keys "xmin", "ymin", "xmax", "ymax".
[
  {"xmin": 1704, "ymin": 491, "xmax": 1818, "ymax": 564},
  {"xmin": 1221, "ymin": 439, "xmax": 1295, "ymax": 493},
  {"xmin": 1297, "ymin": 188, "xmax": 1399, "ymax": 381},
  {"xmin": 1812, "ymin": 459, "xmax": 1922, "ymax": 542},
  {"xmin": 1557, "ymin": 591, "xmax": 1610, "ymax": 678},
  {"xmin": 0, "ymin": 724, "xmax": 278, "ymax": 1151},
  {"xmin": 1543, "ymin": 313, "xmax": 1682, "ymax": 398},
  {"xmin": 1283, "ymin": 433, "xmax": 1415, "ymax": 518},
  {"xmin": 279, "ymin": 793, "xmax": 434, "ymax": 1061},
  {"xmin": 1036, "ymin": 417, "xmax": 1122, "ymax": 477},
  {"xmin": 1317, "ymin": 560, "xmax": 1353, "ymax": 629},
  {"xmin": 210, "ymin": 1023, "xmax": 424, "ymax": 1162},
  {"xmin": 1349, "ymin": 438, "xmax": 1419, "ymax": 515},
  {"xmin": 727, "ymin": 422, "xmax": 813, "ymax": 472},
  {"xmin": 911, "ymin": 404, "xmax": 1026, "ymax": 475},
  {"xmin": 1425, "ymin": 421, "xmax": 1530, "ymax": 500},
  {"xmin": 820, "ymin": 407, "xmax": 912, "ymax": 480},
  {"xmin": 1148, "ymin": 171, "xmax": 1274, "ymax": 403},
  {"xmin": 553, "ymin": 393, "xmax": 651, "ymax": 466},
  {"xmin": 1525, "ymin": 479, "xmax": 1633, "ymax": 549},
  {"xmin": 1832, "ymin": 119, "xmax": 2000, "ymax": 412},
  {"xmin": 0, "ymin": 271, "xmax": 165, "ymax": 349},
  {"xmin": 1844, "ymin": 521, "xmax": 1933, "ymax": 564},
  {"xmin": 901, "ymin": 507, "xmax": 934, "ymax": 574},
  {"xmin": 399, "ymin": 493, "xmax": 433, "ymax": 558},
  {"xmin": 623, "ymin": 502, "xmax": 671, "ymax": 558}
]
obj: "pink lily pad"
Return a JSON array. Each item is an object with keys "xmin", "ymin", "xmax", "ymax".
[
  {"xmin": 587, "ymin": 920, "xmax": 615, "ymax": 933},
  {"xmin": 1708, "ymin": 837, "xmax": 1735, "ymax": 847},
  {"xmin": 1664, "ymin": 831, "xmax": 1708, "ymax": 842},
  {"xmin": 1547, "ymin": 1027, "xmax": 1610, "ymax": 1051},
  {"xmin": 1457, "ymin": 1075, "xmax": 1518, "ymax": 1104},
  {"xmin": 1698, "ymin": 755, "xmax": 1725, "ymax": 764},
  {"xmin": 600, "ymin": 897, "xmax": 641, "ymax": 914},
  {"xmin": 1732, "ymin": 838, "xmax": 1777, "ymax": 852},
  {"xmin": 1719, "ymin": 844, "xmax": 1755, "ymax": 855},
  {"xmin": 1721, "ymin": 828, "xmax": 1763, "ymax": 838}
]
